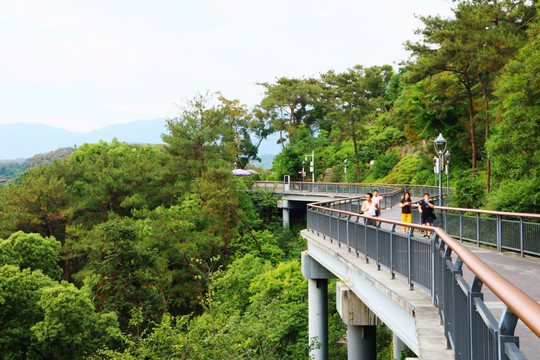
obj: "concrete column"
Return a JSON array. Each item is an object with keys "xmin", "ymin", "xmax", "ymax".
[
  {"xmin": 282, "ymin": 208, "xmax": 290, "ymax": 228},
  {"xmin": 308, "ymin": 278, "xmax": 328, "ymax": 360},
  {"xmin": 348, "ymin": 325, "xmax": 376, "ymax": 360},
  {"xmin": 393, "ymin": 333, "xmax": 407, "ymax": 360},
  {"xmin": 336, "ymin": 282, "xmax": 382, "ymax": 360}
]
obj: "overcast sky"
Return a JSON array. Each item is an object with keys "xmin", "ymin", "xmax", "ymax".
[{"xmin": 0, "ymin": 0, "xmax": 454, "ymax": 133}]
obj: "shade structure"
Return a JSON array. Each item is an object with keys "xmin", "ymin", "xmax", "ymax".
[
  {"xmin": 247, "ymin": 169, "xmax": 258, "ymax": 174},
  {"xmin": 232, "ymin": 169, "xmax": 252, "ymax": 176}
]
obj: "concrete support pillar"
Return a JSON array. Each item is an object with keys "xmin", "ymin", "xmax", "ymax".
[
  {"xmin": 302, "ymin": 253, "xmax": 335, "ymax": 360},
  {"xmin": 282, "ymin": 208, "xmax": 290, "ymax": 228},
  {"xmin": 336, "ymin": 282, "xmax": 382, "ymax": 360},
  {"xmin": 348, "ymin": 325, "xmax": 376, "ymax": 360},
  {"xmin": 393, "ymin": 333, "xmax": 407, "ymax": 360},
  {"xmin": 308, "ymin": 278, "xmax": 328, "ymax": 360}
]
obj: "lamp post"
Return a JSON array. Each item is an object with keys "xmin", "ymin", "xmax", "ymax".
[
  {"xmin": 343, "ymin": 159, "xmax": 348, "ymax": 183},
  {"xmin": 305, "ymin": 150, "xmax": 315, "ymax": 183},
  {"xmin": 444, "ymin": 150, "xmax": 451, "ymax": 194},
  {"xmin": 433, "ymin": 133, "xmax": 448, "ymax": 207}
]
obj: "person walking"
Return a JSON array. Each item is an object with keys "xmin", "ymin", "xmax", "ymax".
[
  {"xmin": 418, "ymin": 192, "xmax": 436, "ymax": 238},
  {"xmin": 361, "ymin": 193, "xmax": 380, "ymax": 226},
  {"xmin": 372, "ymin": 189, "xmax": 383, "ymax": 219},
  {"xmin": 399, "ymin": 191, "xmax": 414, "ymax": 234}
]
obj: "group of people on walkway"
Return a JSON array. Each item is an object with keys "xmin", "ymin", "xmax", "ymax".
[{"xmin": 361, "ymin": 190, "xmax": 436, "ymax": 238}]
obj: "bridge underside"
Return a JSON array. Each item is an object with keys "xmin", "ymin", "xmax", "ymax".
[{"xmin": 301, "ymin": 229, "xmax": 454, "ymax": 360}]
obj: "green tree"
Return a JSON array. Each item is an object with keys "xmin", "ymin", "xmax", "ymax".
[
  {"xmin": 162, "ymin": 93, "xmax": 229, "ymax": 184},
  {"xmin": 0, "ymin": 265, "xmax": 55, "ymax": 359},
  {"xmin": 0, "ymin": 231, "xmax": 62, "ymax": 280},
  {"xmin": 32, "ymin": 282, "xmax": 121, "ymax": 359},
  {"xmin": 259, "ymin": 77, "xmax": 323, "ymax": 145}
]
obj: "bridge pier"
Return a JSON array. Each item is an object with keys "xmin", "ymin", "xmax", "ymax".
[
  {"xmin": 336, "ymin": 282, "xmax": 382, "ymax": 360},
  {"xmin": 302, "ymin": 252, "xmax": 336, "ymax": 360},
  {"xmin": 393, "ymin": 333, "xmax": 408, "ymax": 360}
]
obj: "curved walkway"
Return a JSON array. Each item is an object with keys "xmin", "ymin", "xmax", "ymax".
[{"xmin": 379, "ymin": 205, "xmax": 540, "ymax": 359}]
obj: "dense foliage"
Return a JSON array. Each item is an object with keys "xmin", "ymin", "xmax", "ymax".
[{"xmin": 0, "ymin": 1, "xmax": 537, "ymax": 358}]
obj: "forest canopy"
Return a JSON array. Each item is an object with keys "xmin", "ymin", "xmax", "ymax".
[{"xmin": 0, "ymin": 1, "xmax": 538, "ymax": 359}]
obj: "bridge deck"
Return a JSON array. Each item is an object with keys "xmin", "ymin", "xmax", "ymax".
[
  {"xmin": 303, "ymin": 229, "xmax": 454, "ymax": 359},
  {"xmin": 379, "ymin": 205, "xmax": 540, "ymax": 359}
]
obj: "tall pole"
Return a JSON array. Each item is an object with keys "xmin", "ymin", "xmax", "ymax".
[
  {"xmin": 438, "ymin": 155, "xmax": 443, "ymax": 207},
  {"xmin": 311, "ymin": 150, "xmax": 315, "ymax": 183},
  {"xmin": 434, "ymin": 134, "xmax": 447, "ymax": 208}
]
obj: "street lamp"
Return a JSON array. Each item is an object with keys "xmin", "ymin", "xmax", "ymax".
[
  {"xmin": 433, "ymin": 133, "xmax": 448, "ymax": 206},
  {"xmin": 444, "ymin": 150, "xmax": 451, "ymax": 194},
  {"xmin": 343, "ymin": 159, "xmax": 348, "ymax": 183},
  {"xmin": 305, "ymin": 150, "xmax": 315, "ymax": 183}
]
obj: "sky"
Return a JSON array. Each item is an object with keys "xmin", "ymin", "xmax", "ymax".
[{"xmin": 0, "ymin": 0, "xmax": 455, "ymax": 133}]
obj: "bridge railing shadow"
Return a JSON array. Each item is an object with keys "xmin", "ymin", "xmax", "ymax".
[{"xmin": 307, "ymin": 197, "xmax": 540, "ymax": 360}]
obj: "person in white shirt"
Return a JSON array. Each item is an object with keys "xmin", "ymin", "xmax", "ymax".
[{"xmin": 361, "ymin": 193, "xmax": 380, "ymax": 226}]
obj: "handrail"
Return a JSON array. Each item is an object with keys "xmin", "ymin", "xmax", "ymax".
[
  {"xmin": 307, "ymin": 201, "xmax": 540, "ymax": 338},
  {"xmin": 433, "ymin": 227, "xmax": 540, "ymax": 338},
  {"xmin": 433, "ymin": 205, "xmax": 540, "ymax": 219}
]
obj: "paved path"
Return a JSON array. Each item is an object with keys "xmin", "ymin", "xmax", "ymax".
[{"xmin": 380, "ymin": 204, "xmax": 540, "ymax": 359}]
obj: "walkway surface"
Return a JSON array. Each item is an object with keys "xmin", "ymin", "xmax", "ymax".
[{"xmin": 380, "ymin": 205, "xmax": 540, "ymax": 359}]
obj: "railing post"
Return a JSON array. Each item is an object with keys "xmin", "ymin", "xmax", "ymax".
[
  {"xmin": 469, "ymin": 276, "xmax": 484, "ymax": 360},
  {"xmin": 376, "ymin": 222, "xmax": 380, "ymax": 271},
  {"xmin": 476, "ymin": 213, "xmax": 481, "ymax": 247},
  {"xmin": 498, "ymin": 307, "xmax": 520, "ymax": 360},
  {"xmin": 459, "ymin": 212, "xmax": 463, "ymax": 243},
  {"xmin": 431, "ymin": 234, "xmax": 437, "ymax": 304},
  {"xmin": 497, "ymin": 215, "xmax": 502, "ymax": 252},
  {"xmin": 407, "ymin": 229, "xmax": 413, "ymax": 290},
  {"xmin": 390, "ymin": 224, "xmax": 396, "ymax": 279},
  {"xmin": 346, "ymin": 215, "xmax": 350, "ymax": 251},
  {"xmin": 364, "ymin": 219, "xmax": 368, "ymax": 264},
  {"xmin": 520, "ymin": 217, "xmax": 524, "ymax": 257}
]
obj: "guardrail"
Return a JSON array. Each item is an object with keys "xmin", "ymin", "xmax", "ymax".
[
  {"xmin": 307, "ymin": 197, "xmax": 540, "ymax": 360},
  {"xmin": 412, "ymin": 207, "xmax": 540, "ymax": 257},
  {"xmin": 253, "ymin": 181, "xmax": 538, "ymax": 257}
]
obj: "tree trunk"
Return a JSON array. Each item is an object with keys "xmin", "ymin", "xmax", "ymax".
[
  {"xmin": 463, "ymin": 71, "xmax": 477, "ymax": 169},
  {"xmin": 470, "ymin": 59, "xmax": 491, "ymax": 192},
  {"xmin": 351, "ymin": 118, "xmax": 361, "ymax": 180}
]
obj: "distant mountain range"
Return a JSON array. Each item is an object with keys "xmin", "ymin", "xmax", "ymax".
[{"xmin": 0, "ymin": 119, "xmax": 280, "ymax": 163}]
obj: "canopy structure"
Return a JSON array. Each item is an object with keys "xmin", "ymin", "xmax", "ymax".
[{"xmin": 232, "ymin": 169, "xmax": 252, "ymax": 176}]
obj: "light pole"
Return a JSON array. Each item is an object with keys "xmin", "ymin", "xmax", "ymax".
[
  {"xmin": 305, "ymin": 150, "xmax": 315, "ymax": 183},
  {"xmin": 444, "ymin": 150, "xmax": 451, "ymax": 194},
  {"xmin": 343, "ymin": 159, "xmax": 348, "ymax": 183},
  {"xmin": 433, "ymin": 133, "xmax": 448, "ymax": 207}
]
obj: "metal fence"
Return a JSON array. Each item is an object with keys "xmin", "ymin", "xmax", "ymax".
[
  {"xmin": 413, "ymin": 209, "xmax": 540, "ymax": 257},
  {"xmin": 307, "ymin": 198, "xmax": 532, "ymax": 360},
  {"xmin": 253, "ymin": 180, "xmax": 539, "ymax": 256}
]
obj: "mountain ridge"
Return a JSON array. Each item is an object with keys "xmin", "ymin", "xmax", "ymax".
[{"xmin": 0, "ymin": 119, "xmax": 281, "ymax": 161}]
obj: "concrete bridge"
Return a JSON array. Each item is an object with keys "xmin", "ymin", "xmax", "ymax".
[{"xmin": 253, "ymin": 181, "xmax": 540, "ymax": 360}]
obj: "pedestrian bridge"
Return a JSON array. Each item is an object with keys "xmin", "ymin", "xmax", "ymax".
[{"xmin": 252, "ymin": 181, "xmax": 540, "ymax": 360}]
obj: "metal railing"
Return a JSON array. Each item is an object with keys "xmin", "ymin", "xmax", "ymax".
[
  {"xmin": 412, "ymin": 206, "xmax": 540, "ymax": 257},
  {"xmin": 306, "ymin": 197, "xmax": 540, "ymax": 360},
  {"xmin": 253, "ymin": 181, "xmax": 538, "ymax": 257}
]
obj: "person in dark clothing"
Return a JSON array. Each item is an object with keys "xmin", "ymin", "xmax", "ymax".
[
  {"xmin": 399, "ymin": 191, "xmax": 415, "ymax": 234},
  {"xmin": 418, "ymin": 192, "xmax": 435, "ymax": 238}
]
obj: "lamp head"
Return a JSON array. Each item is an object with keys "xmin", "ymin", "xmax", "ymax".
[
  {"xmin": 444, "ymin": 150, "xmax": 451, "ymax": 164},
  {"xmin": 434, "ymin": 133, "xmax": 447, "ymax": 156}
]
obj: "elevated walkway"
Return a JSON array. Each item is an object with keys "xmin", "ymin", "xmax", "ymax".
[
  {"xmin": 302, "ymin": 229, "xmax": 453, "ymax": 359},
  {"xmin": 379, "ymin": 205, "xmax": 540, "ymax": 359}
]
